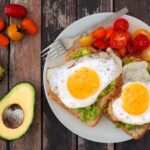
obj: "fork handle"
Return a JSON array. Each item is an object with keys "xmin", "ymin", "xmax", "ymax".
[{"xmin": 84, "ymin": 7, "xmax": 128, "ymax": 35}]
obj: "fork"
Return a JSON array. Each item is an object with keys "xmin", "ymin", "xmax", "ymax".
[{"xmin": 41, "ymin": 7, "xmax": 128, "ymax": 60}]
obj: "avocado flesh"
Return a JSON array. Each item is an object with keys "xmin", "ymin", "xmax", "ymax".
[
  {"xmin": 70, "ymin": 48, "xmax": 91, "ymax": 60},
  {"xmin": 0, "ymin": 82, "xmax": 35, "ymax": 140}
]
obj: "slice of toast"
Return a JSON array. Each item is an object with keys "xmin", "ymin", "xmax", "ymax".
[
  {"xmin": 103, "ymin": 94, "xmax": 150, "ymax": 140},
  {"xmin": 47, "ymin": 47, "xmax": 122, "ymax": 126},
  {"xmin": 104, "ymin": 56, "xmax": 150, "ymax": 139},
  {"xmin": 48, "ymin": 75, "xmax": 122, "ymax": 127}
]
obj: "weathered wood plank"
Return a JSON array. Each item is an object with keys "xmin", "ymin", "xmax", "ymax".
[
  {"xmin": 77, "ymin": 0, "xmax": 113, "ymax": 149},
  {"xmin": 114, "ymin": 0, "xmax": 150, "ymax": 149},
  {"xmin": 8, "ymin": 0, "xmax": 41, "ymax": 150},
  {"xmin": 0, "ymin": 0, "xmax": 9, "ymax": 149},
  {"xmin": 41, "ymin": 0, "xmax": 77, "ymax": 150}
]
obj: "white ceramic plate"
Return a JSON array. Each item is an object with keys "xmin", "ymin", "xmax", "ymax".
[{"xmin": 43, "ymin": 13, "xmax": 150, "ymax": 143}]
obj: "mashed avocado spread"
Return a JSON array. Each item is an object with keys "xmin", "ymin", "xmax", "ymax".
[
  {"xmin": 147, "ymin": 64, "xmax": 150, "ymax": 73},
  {"xmin": 115, "ymin": 122, "xmax": 142, "ymax": 131},
  {"xmin": 123, "ymin": 58, "xmax": 135, "ymax": 66},
  {"xmin": 73, "ymin": 81, "xmax": 116, "ymax": 122},
  {"xmin": 70, "ymin": 48, "xmax": 91, "ymax": 60}
]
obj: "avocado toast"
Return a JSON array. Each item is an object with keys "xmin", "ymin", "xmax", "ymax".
[
  {"xmin": 47, "ymin": 47, "xmax": 122, "ymax": 126},
  {"xmin": 103, "ymin": 57, "xmax": 150, "ymax": 139}
]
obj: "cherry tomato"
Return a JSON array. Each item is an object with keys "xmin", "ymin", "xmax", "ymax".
[
  {"xmin": 109, "ymin": 31, "xmax": 128, "ymax": 49},
  {"xmin": 127, "ymin": 41, "xmax": 138, "ymax": 55},
  {"xmin": 105, "ymin": 28, "xmax": 114, "ymax": 40},
  {"xmin": 114, "ymin": 18, "xmax": 129, "ymax": 31},
  {"xmin": 4, "ymin": 4, "xmax": 27, "ymax": 18},
  {"xmin": 91, "ymin": 39, "xmax": 108, "ymax": 50},
  {"xmin": 117, "ymin": 48, "xmax": 127, "ymax": 57},
  {"xmin": 133, "ymin": 29, "xmax": 150, "ymax": 40},
  {"xmin": 0, "ymin": 19, "xmax": 5, "ymax": 31},
  {"xmin": 22, "ymin": 18, "xmax": 38, "ymax": 35},
  {"xmin": 79, "ymin": 35, "xmax": 94, "ymax": 46},
  {"xmin": 7, "ymin": 23, "xmax": 24, "ymax": 41},
  {"xmin": 92, "ymin": 27, "xmax": 106, "ymax": 39},
  {"xmin": 124, "ymin": 31, "xmax": 132, "ymax": 42},
  {"xmin": 0, "ymin": 33, "xmax": 9, "ymax": 47},
  {"xmin": 133, "ymin": 34, "xmax": 149, "ymax": 51},
  {"xmin": 141, "ymin": 47, "xmax": 150, "ymax": 61}
]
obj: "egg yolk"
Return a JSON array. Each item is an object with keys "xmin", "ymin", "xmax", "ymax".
[
  {"xmin": 122, "ymin": 83, "xmax": 150, "ymax": 115},
  {"xmin": 67, "ymin": 67, "xmax": 100, "ymax": 99}
]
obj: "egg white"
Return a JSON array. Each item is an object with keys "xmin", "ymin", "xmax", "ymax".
[
  {"xmin": 47, "ymin": 48, "xmax": 122, "ymax": 108},
  {"xmin": 112, "ymin": 61, "xmax": 150, "ymax": 125}
]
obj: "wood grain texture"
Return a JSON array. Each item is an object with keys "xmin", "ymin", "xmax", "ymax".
[
  {"xmin": 0, "ymin": 0, "xmax": 9, "ymax": 149},
  {"xmin": 114, "ymin": 0, "xmax": 150, "ymax": 149},
  {"xmin": 8, "ymin": 0, "xmax": 41, "ymax": 150},
  {"xmin": 41, "ymin": 0, "xmax": 77, "ymax": 150},
  {"xmin": 77, "ymin": 0, "xmax": 114, "ymax": 150}
]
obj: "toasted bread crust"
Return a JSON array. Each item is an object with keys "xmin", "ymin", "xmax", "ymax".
[
  {"xmin": 99, "ymin": 75, "xmax": 122, "ymax": 109},
  {"xmin": 104, "ymin": 102, "xmax": 150, "ymax": 140}
]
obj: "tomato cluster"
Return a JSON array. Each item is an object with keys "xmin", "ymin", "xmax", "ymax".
[
  {"xmin": 79, "ymin": 18, "xmax": 150, "ymax": 59},
  {"xmin": 0, "ymin": 4, "xmax": 38, "ymax": 47}
]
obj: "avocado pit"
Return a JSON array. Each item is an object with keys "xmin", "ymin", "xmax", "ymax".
[{"xmin": 2, "ymin": 104, "xmax": 24, "ymax": 129}]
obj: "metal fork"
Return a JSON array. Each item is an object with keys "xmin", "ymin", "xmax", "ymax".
[{"xmin": 41, "ymin": 7, "xmax": 128, "ymax": 60}]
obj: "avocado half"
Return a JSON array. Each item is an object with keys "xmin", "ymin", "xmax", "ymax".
[{"xmin": 0, "ymin": 82, "xmax": 35, "ymax": 140}]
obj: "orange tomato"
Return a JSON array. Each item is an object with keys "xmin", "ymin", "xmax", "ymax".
[
  {"xmin": 92, "ymin": 27, "xmax": 106, "ymax": 39},
  {"xmin": 7, "ymin": 23, "xmax": 24, "ymax": 41},
  {"xmin": 105, "ymin": 28, "xmax": 114, "ymax": 40},
  {"xmin": 0, "ymin": 19, "xmax": 5, "ymax": 31},
  {"xmin": 133, "ymin": 29, "xmax": 150, "ymax": 40},
  {"xmin": 0, "ymin": 33, "xmax": 9, "ymax": 47},
  {"xmin": 22, "ymin": 18, "xmax": 38, "ymax": 35},
  {"xmin": 79, "ymin": 35, "xmax": 94, "ymax": 46}
]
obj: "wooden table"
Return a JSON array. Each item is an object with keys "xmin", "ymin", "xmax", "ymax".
[{"xmin": 0, "ymin": 0, "xmax": 150, "ymax": 149}]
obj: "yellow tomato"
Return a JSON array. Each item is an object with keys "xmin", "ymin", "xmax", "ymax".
[
  {"xmin": 141, "ymin": 47, "xmax": 150, "ymax": 61},
  {"xmin": 7, "ymin": 23, "xmax": 24, "ymax": 41},
  {"xmin": 133, "ymin": 29, "xmax": 150, "ymax": 40},
  {"xmin": 79, "ymin": 35, "xmax": 94, "ymax": 46}
]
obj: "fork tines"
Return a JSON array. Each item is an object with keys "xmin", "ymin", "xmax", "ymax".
[{"xmin": 41, "ymin": 40, "xmax": 67, "ymax": 60}]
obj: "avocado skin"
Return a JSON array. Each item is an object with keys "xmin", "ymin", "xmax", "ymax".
[{"xmin": 0, "ymin": 82, "xmax": 36, "ymax": 141}]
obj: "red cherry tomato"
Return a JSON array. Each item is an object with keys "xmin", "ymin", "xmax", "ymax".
[
  {"xmin": 114, "ymin": 18, "xmax": 129, "ymax": 31},
  {"xmin": 124, "ymin": 31, "xmax": 132, "ymax": 42},
  {"xmin": 91, "ymin": 39, "xmax": 108, "ymax": 50},
  {"xmin": 0, "ymin": 33, "xmax": 10, "ymax": 47},
  {"xmin": 0, "ymin": 19, "xmax": 5, "ymax": 31},
  {"xmin": 127, "ymin": 41, "xmax": 140, "ymax": 55},
  {"xmin": 92, "ymin": 27, "xmax": 106, "ymax": 39},
  {"xmin": 117, "ymin": 48, "xmax": 127, "ymax": 57},
  {"xmin": 22, "ymin": 18, "xmax": 38, "ymax": 35},
  {"xmin": 109, "ymin": 31, "xmax": 128, "ymax": 49},
  {"xmin": 4, "ymin": 4, "xmax": 27, "ymax": 18},
  {"xmin": 105, "ymin": 28, "xmax": 114, "ymax": 40},
  {"xmin": 133, "ymin": 34, "xmax": 149, "ymax": 51}
]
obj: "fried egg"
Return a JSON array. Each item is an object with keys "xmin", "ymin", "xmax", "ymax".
[
  {"xmin": 112, "ymin": 61, "xmax": 150, "ymax": 125},
  {"xmin": 47, "ymin": 48, "xmax": 122, "ymax": 108}
]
